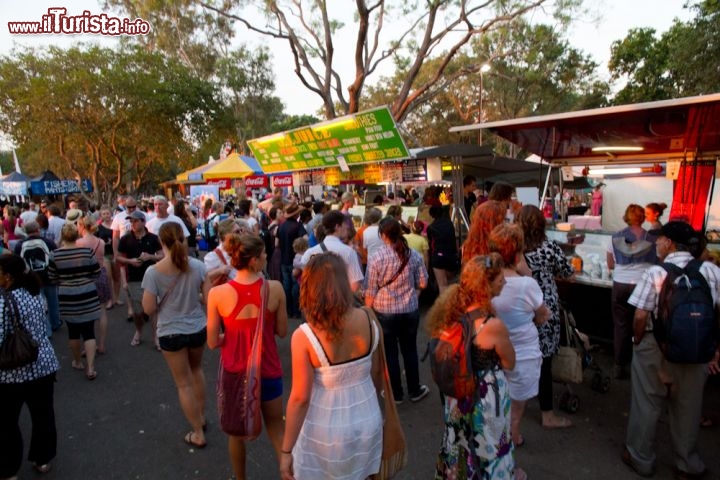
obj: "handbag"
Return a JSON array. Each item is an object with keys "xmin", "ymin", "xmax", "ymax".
[
  {"xmin": 0, "ymin": 290, "xmax": 40, "ymax": 370},
  {"xmin": 216, "ymin": 279, "xmax": 267, "ymax": 439},
  {"xmin": 365, "ymin": 307, "xmax": 407, "ymax": 480},
  {"xmin": 551, "ymin": 308, "xmax": 583, "ymax": 384}
]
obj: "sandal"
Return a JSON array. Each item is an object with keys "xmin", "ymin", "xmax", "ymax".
[
  {"xmin": 513, "ymin": 435, "xmax": 525, "ymax": 448},
  {"xmin": 86, "ymin": 370, "xmax": 98, "ymax": 381},
  {"xmin": 32, "ymin": 462, "xmax": 52, "ymax": 474},
  {"xmin": 183, "ymin": 431, "xmax": 206, "ymax": 449},
  {"xmin": 71, "ymin": 361, "xmax": 85, "ymax": 371},
  {"xmin": 130, "ymin": 333, "xmax": 141, "ymax": 346}
]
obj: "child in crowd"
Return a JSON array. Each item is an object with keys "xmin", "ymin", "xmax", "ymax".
[{"xmin": 291, "ymin": 237, "xmax": 309, "ymax": 314}]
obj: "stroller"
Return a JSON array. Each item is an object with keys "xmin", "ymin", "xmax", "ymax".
[{"xmin": 552, "ymin": 301, "xmax": 611, "ymax": 414}]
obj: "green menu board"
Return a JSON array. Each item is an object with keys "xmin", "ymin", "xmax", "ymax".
[{"xmin": 247, "ymin": 106, "xmax": 410, "ymax": 173}]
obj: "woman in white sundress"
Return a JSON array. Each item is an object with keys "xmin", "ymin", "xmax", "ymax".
[{"xmin": 280, "ymin": 252, "xmax": 383, "ymax": 480}]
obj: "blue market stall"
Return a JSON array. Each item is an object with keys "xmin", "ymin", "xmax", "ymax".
[
  {"xmin": 0, "ymin": 171, "xmax": 30, "ymax": 197},
  {"xmin": 30, "ymin": 170, "xmax": 93, "ymax": 196}
]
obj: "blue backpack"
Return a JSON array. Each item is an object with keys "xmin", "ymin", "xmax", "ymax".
[{"xmin": 654, "ymin": 259, "xmax": 719, "ymax": 364}]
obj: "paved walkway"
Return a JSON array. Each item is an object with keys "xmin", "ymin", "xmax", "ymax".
[{"xmin": 16, "ymin": 304, "xmax": 720, "ymax": 479}]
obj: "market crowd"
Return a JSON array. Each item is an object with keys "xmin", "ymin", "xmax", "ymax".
[{"xmin": 0, "ymin": 179, "xmax": 718, "ymax": 480}]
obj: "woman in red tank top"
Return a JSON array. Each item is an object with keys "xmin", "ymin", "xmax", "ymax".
[{"xmin": 207, "ymin": 234, "xmax": 288, "ymax": 480}]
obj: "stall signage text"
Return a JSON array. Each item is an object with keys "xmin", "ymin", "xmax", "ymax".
[
  {"xmin": 272, "ymin": 174, "xmax": 294, "ymax": 188},
  {"xmin": 402, "ymin": 159, "xmax": 427, "ymax": 182},
  {"xmin": 31, "ymin": 178, "xmax": 93, "ymax": 195},
  {"xmin": 206, "ymin": 178, "xmax": 231, "ymax": 189},
  {"xmin": 245, "ymin": 175, "xmax": 268, "ymax": 188},
  {"xmin": 248, "ymin": 106, "xmax": 410, "ymax": 173}
]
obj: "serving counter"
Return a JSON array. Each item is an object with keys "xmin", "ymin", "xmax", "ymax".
[{"xmin": 548, "ymin": 229, "xmax": 614, "ymax": 345}]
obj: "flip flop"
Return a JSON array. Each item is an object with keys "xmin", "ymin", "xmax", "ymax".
[
  {"xmin": 71, "ymin": 361, "xmax": 85, "ymax": 371},
  {"xmin": 130, "ymin": 333, "xmax": 141, "ymax": 346},
  {"xmin": 184, "ymin": 432, "xmax": 206, "ymax": 449},
  {"xmin": 542, "ymin": 416, "xmax": 572, "ymax": 429},
  {"xmin": 86, "ymin": 371, "xmax": 97, "ymax": 381}
]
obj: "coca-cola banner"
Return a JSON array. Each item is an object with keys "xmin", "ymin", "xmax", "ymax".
[
  {"xmin": 245, "ymin": 175, "xmax": 268, "ymax": 188},
  {"xmin": 206, "ymin": 178, "xmax": 231, "ymax": 189},
  {"xmin": 271, "ymin": 174, "xmax": 294, "ymax": 188}
]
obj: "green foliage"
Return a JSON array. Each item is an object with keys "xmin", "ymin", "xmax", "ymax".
[
  {"xmin": 0, "ymin": 45, "xmax": 220, "ymax": 203},
  {"xmin": 608, "ymin": 1, "xmax": 720, "ymax": 103},
  {"xmin": 105, "ymin": 0, "xmax": 286, "ymax": 151}
]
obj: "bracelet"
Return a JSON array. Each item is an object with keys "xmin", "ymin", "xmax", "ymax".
[{"xmin": 281, "ymin": 449, "xmax": 292, "ymax": 455}]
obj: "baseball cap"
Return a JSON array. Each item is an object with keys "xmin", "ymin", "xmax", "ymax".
[
  {"xmin": 126, "ymin": 210, "xmax": 146, "ymax": 221},
  {"xmin": 659, "ymin": 221, "xmax": 696, "ymax": 246}
]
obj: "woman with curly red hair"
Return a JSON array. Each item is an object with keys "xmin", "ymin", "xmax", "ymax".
[
  {"xmin": 428, "ymin": 253, "xmax": 524, "ymax": 480},
  {"xmin": 461, "ymin": 200, "xmax": 506, "ymax": 263}
]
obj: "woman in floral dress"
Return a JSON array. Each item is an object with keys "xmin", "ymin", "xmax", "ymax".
[{"xmin": 429, "ymin": 253, "xmax": 524, "ymax": 479}]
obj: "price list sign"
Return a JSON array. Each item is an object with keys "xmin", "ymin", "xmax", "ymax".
[
  {"xmin": 247, "ymin": 106, "xmax": 410, "ymax": 173},
  {"xmin": 402, "ymin": 159, "xmax": 428, "ymax": 182}
]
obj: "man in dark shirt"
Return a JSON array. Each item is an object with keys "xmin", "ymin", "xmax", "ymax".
[
  {"xmin": 463, "ymin": 174, "xmax": 477, "ymax": 222},
  {"xmin": 276, "ymin": 203, "xmax": 306, "ymax": 317},
  {"xmin": 117, "ymin": 210, "xmax": 162, "ymax": 348}
]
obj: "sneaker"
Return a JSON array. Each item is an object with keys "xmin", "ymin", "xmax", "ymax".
[{"xmin": 409, "ymin": 385, "xmax": 430, "ymax": 403}]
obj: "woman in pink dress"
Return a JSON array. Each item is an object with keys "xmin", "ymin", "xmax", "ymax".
[{"xmin": 591, "ymin": 184, "xmax": 604, "ymax": 216}]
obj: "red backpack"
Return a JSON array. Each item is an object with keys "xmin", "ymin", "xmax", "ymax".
[{"xmin": 429, "ymin": 309, "xmax": 483, "ymax": 399}]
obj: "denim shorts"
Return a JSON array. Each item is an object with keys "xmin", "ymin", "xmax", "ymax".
[
  {"xmin": 261, "ymin": 377, "xmax": 283, "ymax": 402},
  {"xmin": 158, "ymin": 328, "xmax": 207, "ymax": 352}
]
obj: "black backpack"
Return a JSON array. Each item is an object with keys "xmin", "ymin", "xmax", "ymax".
[{"xmin": 654, "ymin": 259, "xmax": 719, "ymax": 364}]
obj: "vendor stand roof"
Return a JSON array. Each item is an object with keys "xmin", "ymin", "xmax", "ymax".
[
  {"xmin": 202, "ymin": 153, "xmax": 255, "ymax": 180},
  {"xmin": 449, "ymin": 93, "xmax": 720, "ymax": 166}
]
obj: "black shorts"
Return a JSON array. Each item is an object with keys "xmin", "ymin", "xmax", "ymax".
[
  {"xmin": 67, "ymin": 320, "xmax": 96, "ymax": 341},
  {"xmin": 158, "ymin": 328, "xmax": 207, "ymax": 352}
]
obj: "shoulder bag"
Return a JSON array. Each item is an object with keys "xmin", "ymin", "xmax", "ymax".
[
  {"xmin": 551, "ymin": 307, "xmax": 584, "ymax": 384},
  {"xmin": 364, "ymin": 307, "xmax": 407, "ymax": 480},
  {"xmin": 0, "ymin": 290, "xmax": 40, "ymax": 370},
  {"xmin": 216, "ymin": 279, "xmax": 267, "ymax": 439},
  {"xmin": 212, "ymin": 247, "xmax": 230, "ymax": 287},
  {"xmin": 157, "ymin": 273, "xmax": 182, "ymax": 312}
]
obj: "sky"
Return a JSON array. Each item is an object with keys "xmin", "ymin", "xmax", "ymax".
[{"xmin": 0, "ymin": 1, "xmax": 694, "ymax": 124}]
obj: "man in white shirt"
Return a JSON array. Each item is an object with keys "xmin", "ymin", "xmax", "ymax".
[
  {"xmin": 20, "ymin": 202, "xmax": 38, "ymax": 226},
  {"xmin": 146, "ymin": 195, "xmax": 190, "ymax": 237},
  {"xmin": 46, "ymin": 205, "xmax": 66, "ymax": 244},
  {"xmin": 300, "ymin": 210, "xmax": 363, "ymax": 292},
  {"xmin": 362, "ymin": 207, "xmax": 384, "ymax": 260}
]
